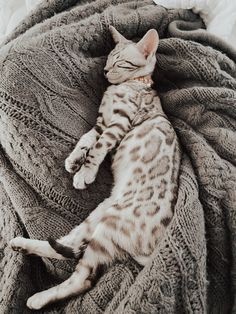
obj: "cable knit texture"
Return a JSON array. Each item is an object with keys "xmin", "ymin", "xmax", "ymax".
[{"xmin": 0, "ymin": 0, "xmax": 235, "ymax": 313}]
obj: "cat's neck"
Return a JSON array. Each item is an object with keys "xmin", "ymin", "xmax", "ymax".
[{"xmin": 127, "ymin": 75, "xmax": 154, "ymax": 87}]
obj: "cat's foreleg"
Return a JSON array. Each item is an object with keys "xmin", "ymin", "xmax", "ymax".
[
  {"xmin": 73, "ymin": 117, "xmax": 130, "ymax": 189},
  {"xmin": 65, "ymin": 119, "xmax": 104, "ymax": 173},
  {"xmin": 26, "ymin": 223, "xmax": 123, "ymax": 310},
  {"xmin": 65, "ymin": 129, "xmax": 99, "ymax": 174}
]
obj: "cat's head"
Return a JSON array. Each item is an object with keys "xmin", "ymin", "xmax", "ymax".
[{"xmin": 104, "ymin": 26, "xmax": 159, "ymax": 84}]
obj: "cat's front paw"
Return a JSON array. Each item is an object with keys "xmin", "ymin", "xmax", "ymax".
[
  {"xmin": 65, "ymin": 148, "xmax": 87, "ymax": 174},
  {"xmin": 9, "ymin": 237, "xmax": 28, "ymax": 254},
  {"xmin": 73, "ymin": 164, "xmax": 98, "ymax": 190}
]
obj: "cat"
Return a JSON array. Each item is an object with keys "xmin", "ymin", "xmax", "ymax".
[{"xmin": 9, "ymin": 26, "xmax": 181, "ymax": 310}]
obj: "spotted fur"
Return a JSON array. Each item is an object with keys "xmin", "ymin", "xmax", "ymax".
[{"xmin": 9, "ymin": 26, "xmax": 181, "ymax": 310}]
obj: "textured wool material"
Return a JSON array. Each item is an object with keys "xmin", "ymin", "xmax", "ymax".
[{"xmin": 0, "ymin": 0, "xmax": 235, "ymax": 313}]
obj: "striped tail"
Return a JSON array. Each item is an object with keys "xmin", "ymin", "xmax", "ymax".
[{"xmin": 48, "ymin": 237, "xmax": 88, "ymax": 259}]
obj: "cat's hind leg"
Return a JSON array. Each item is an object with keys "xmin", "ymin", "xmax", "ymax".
[
  {"xmin": 48, "ymin": 197, "xmax": 114, "ymax": 258},
  {"xmin": 9, "ymin": 197, "xmax": 113, "ymax": 259},
  {"xmin": 9, "ymin": 237, "xmax": 67, "ymax": 260},
  {"xmin": 26, "ymin": 222, "xmax": 123, "ymax": 310}
]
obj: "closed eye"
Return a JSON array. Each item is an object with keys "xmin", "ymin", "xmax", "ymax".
[
  {"xmin": 117, "ymin": 65, "xmax": 135, "ymax": 70},
  {"xmin": 125, "ymin": 61, "xmax": 139, "ymax": 68},
  {"xmin": 113, "ymin": 60, "xmax": 139, "ymax": 70}
]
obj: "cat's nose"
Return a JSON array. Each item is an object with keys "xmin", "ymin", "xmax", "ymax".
[{"xmin": 104, "ymin": 70, "xmax": 108, "ymax": 77}]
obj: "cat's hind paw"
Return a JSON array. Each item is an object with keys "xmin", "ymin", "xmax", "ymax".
[
  {"xmin": 27, "ymin": 292, "xmax": 48, "ymax": 310},
  {"xmin": 9, "ymin": 237, "xmax": 29, "ymax": 254}
]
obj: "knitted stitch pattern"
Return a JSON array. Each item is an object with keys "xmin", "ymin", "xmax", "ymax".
[{"xmin": 0, "ymin": 0, "xmax": 235, "ymax": 313}]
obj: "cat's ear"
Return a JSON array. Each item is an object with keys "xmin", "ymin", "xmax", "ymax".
[
  {"xmin": 109, "ymin": 25, "xmax": 128, "ymax": 44},
  {"xmin": 136, "ymin": 29, "xmax": 159, "ymax": 58}
]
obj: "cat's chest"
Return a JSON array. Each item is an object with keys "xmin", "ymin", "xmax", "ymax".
[{"xmin": 101, "ymin": 84, "xmax": 139, "ymax": 126}]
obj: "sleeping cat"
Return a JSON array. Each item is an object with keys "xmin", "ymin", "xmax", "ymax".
[{"xmin": 9, "ymin": 26, "xmax": 181, "ymax": 310}]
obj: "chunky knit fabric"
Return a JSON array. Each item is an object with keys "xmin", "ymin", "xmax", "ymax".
[{"xmin": 0, "ymin": 0, "xmax": 235, "ymax": 313}]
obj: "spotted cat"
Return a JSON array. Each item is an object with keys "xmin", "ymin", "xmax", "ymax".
[{"xmin": 10, "ymin": 26, "xmax": 181, "ymax": 310}]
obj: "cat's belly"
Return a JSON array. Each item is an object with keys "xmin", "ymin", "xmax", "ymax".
[{"xmin": 109, "ymin": 118, "xmax": 180, "ymax": 261}]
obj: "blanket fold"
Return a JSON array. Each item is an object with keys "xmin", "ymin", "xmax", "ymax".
[{"xmin": 0, "ymin": 0, "xmax": 235, "ymax": 313}]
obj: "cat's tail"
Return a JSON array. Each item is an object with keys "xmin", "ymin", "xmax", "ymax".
[{"xmin": 48, "ymin": 237, "xmax": 88, "ymax": 259}]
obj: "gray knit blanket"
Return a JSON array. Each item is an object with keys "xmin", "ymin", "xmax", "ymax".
[{"xmin": 0, "ymin": 0, "xmax": 236, "ymax": 313}]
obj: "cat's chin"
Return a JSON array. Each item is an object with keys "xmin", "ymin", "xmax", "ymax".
[
  {"xmin": 107, "ymin": 77, "xmax": 122, "ymax": 84},
  {"xmin": 107, "ymin": 74, "xmax": 128, "ymax": 85},
  {"xmin": 107, "ymin": 78, "xmax": 131, "ymax": 85}
]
